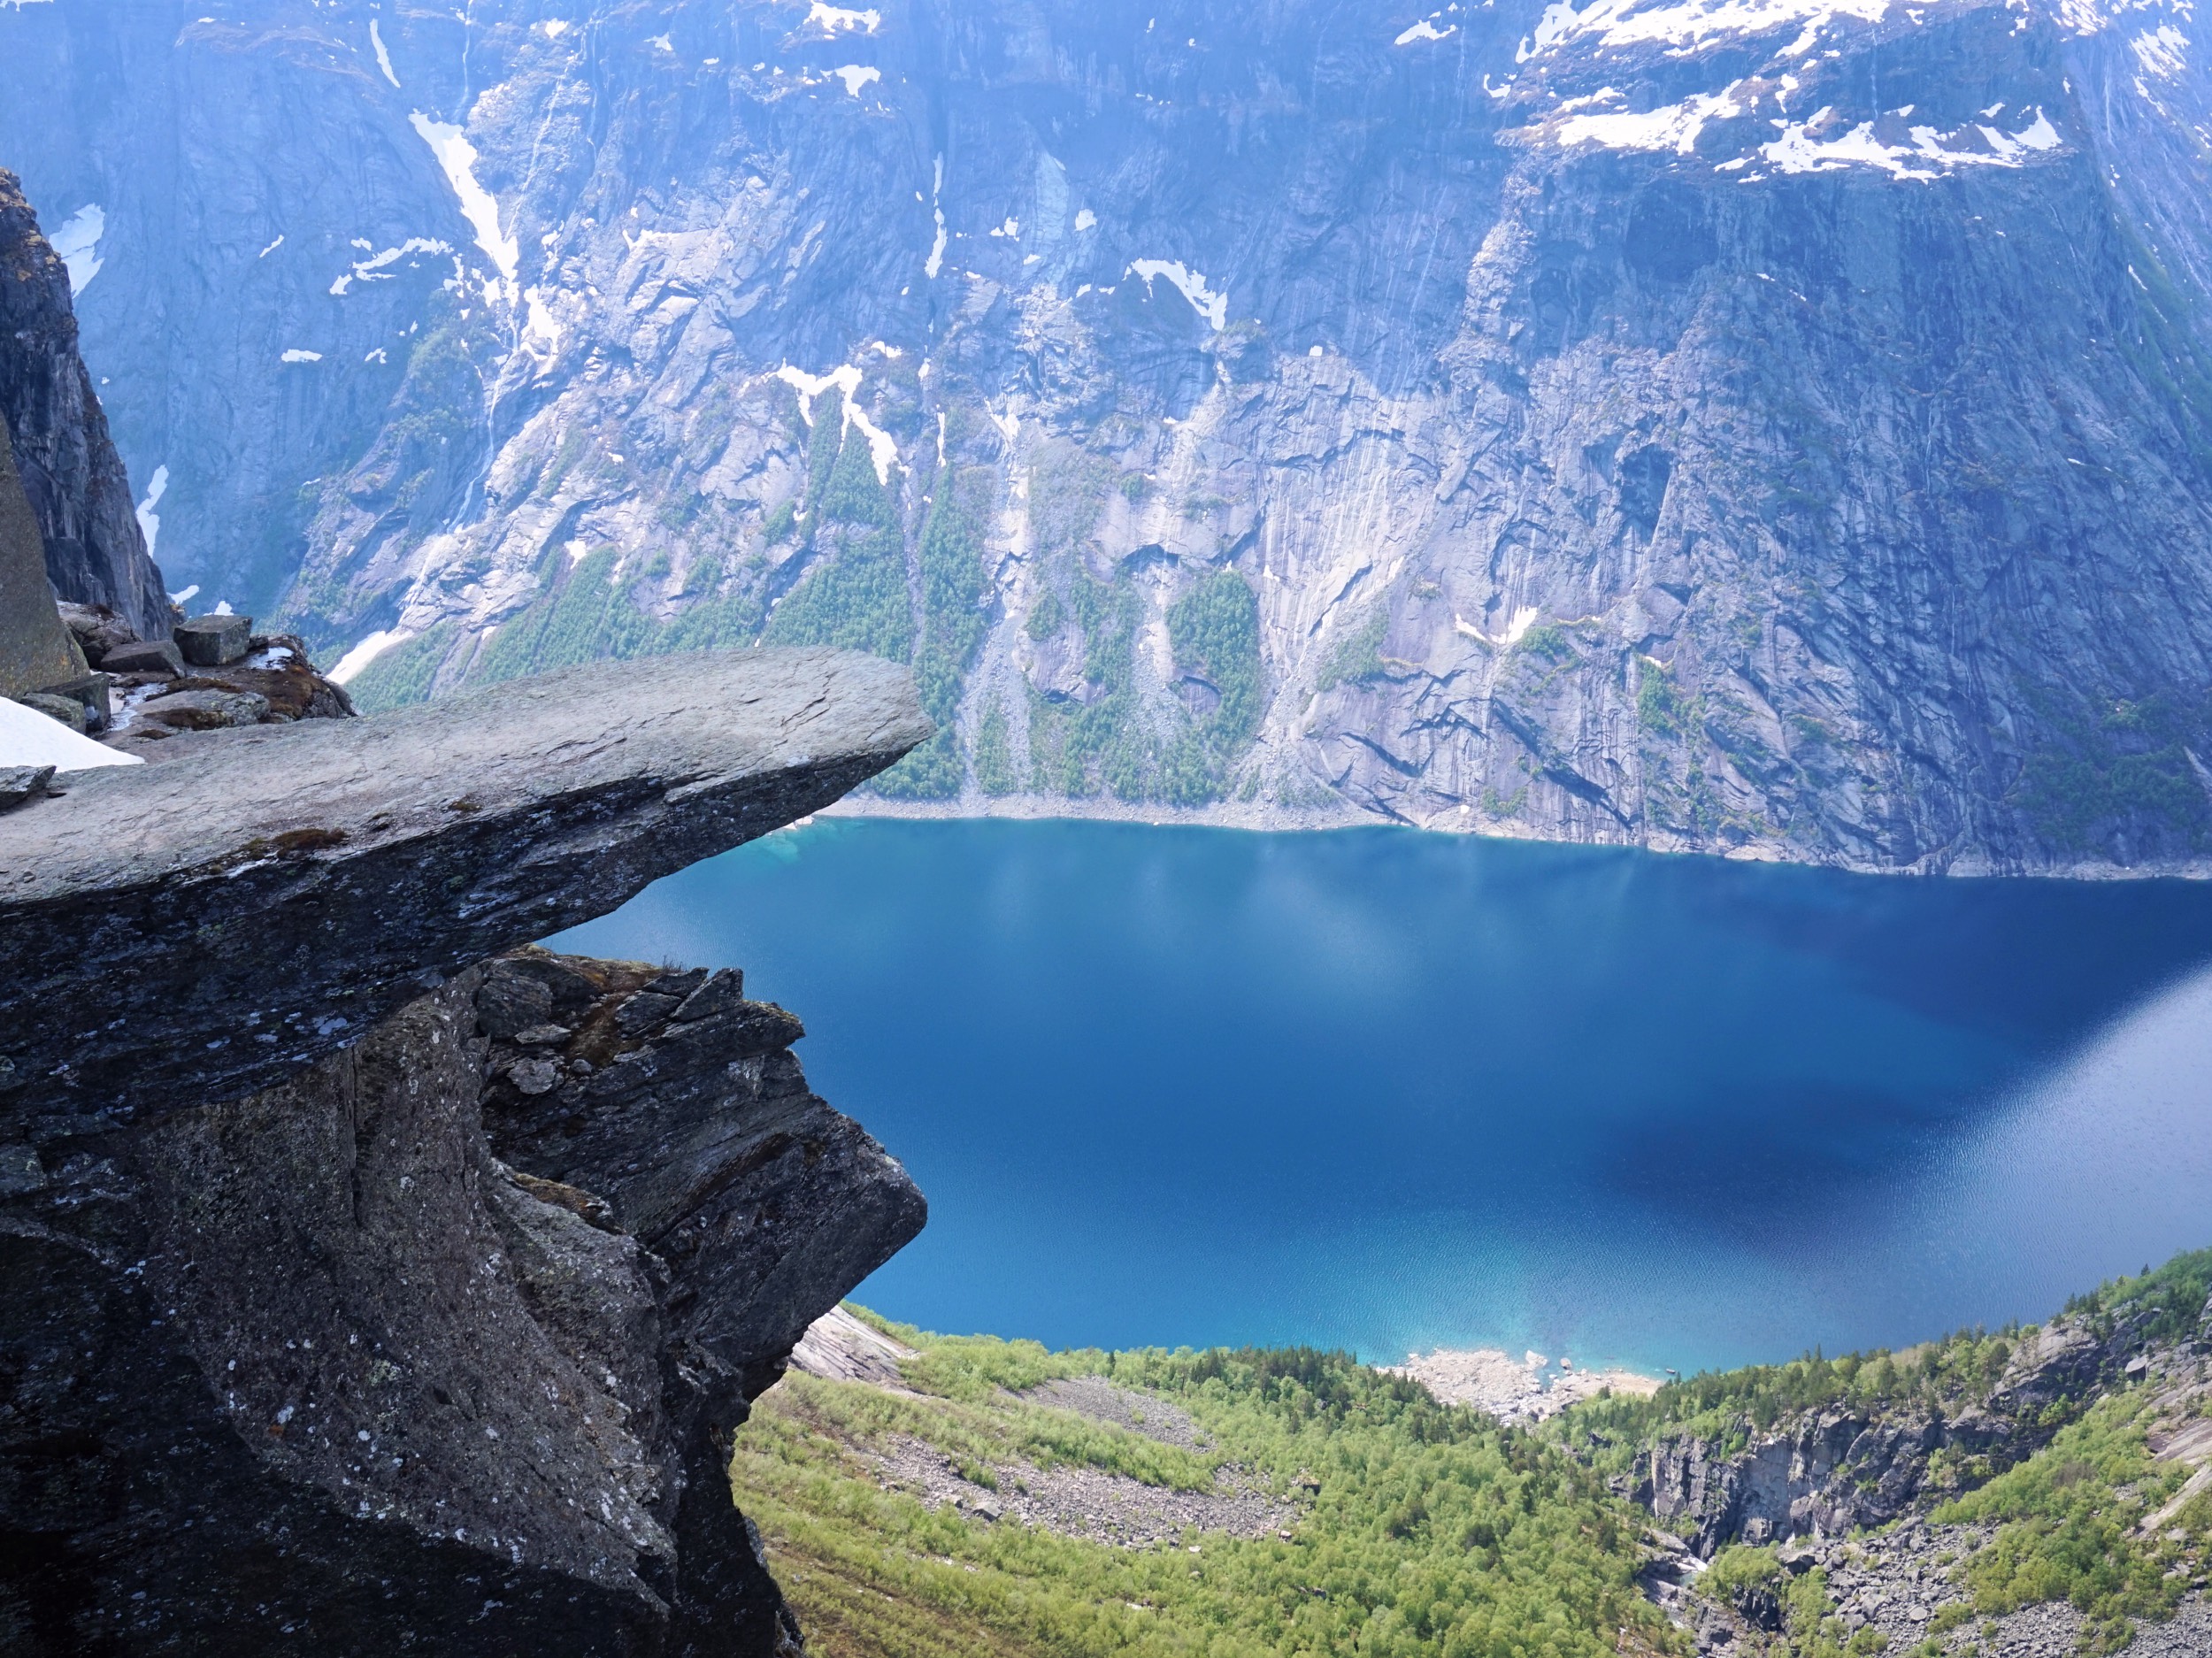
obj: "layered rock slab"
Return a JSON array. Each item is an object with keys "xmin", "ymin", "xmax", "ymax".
[
  {"xmin": 0, "ymin": 649, "xmax": 931, "ymax": 1654},
  {"xmin": 0, "ymin": 646, "xmax": 931, "ymax": 1139}
]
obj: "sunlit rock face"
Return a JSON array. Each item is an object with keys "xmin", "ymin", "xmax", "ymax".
[{"xmin": 4, "ymin": 0, "xmax": 2210, "ymax": 871}]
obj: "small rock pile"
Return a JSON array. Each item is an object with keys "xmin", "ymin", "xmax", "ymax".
[{"xmin": 3, "ymin": 599, "xmax": 356, "ymax": 775}]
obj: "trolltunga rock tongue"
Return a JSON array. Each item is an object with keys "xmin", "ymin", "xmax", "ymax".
[{"xmin": 0, "ymin": 646, "xmax": 929, "ymax": 1138}]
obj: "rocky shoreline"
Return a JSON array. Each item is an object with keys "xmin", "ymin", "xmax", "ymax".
[
  {"xmin": 822, "ymin": 793, "xmax": 2212, "ymax": 879},
  {"xmin": 1384, "ymin": 1346, "xmax": 1663, "ymax": 1424}
]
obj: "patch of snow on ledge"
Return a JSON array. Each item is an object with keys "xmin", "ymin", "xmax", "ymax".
[
  {"xmin": 134, "ymin": 464, "xmax": 170, "ymax": 558},
  {"xmin": 328, "ymin": 628, "xmax": 414, "ymax": 686},
  {"xmin": 410, "ymin": 111, "xmax": 520, "ymax": 292},
  {"xmin": 772, "ymin": 364, "xmax": 900, "ymax": 483},
  {"xmin": 280, "ymin": 349, "xmax": 324, "ymax": 363},
  {"xmin": 1126, "ymin": 258, "xmax": 1228, "ymax": 330},
  {"xmin": 1395, "ymin": 18, "xmax": 1456, "ymax": 43},
  {"xmin": 1759, "ymin": 104, "xmax": 2062, "ymax": 178},
  {"xmin": 1519, "ymin": 0, "xmax": 1893, "ymax": 61},
  {"xmin": 1556, "ymin": 85, "xmax": 1746, "ymax": 150},
  {"xmin": 832, "ymin": 64, "xmax": 881, "ymax": 96},
  {"xmin": 2131, "ymin": 24, "xmax": 2187, "ymax": 79},
  {"xmin": 369, "ymin": 18, "xmax": 400, "ymax": 87},
  {"xmin": 330, "ymin": 235, "xmax": 453, "ymax": 296},
  {"xmin": 808, "ymin": 2, "xmax": 882, "ymax": 31},
  {"xmin": 0, "ymin": 696, "xmax": 143, "ymax": 771},
  {"xmin": 49, "ymin": 204, "xmax": 104, "ymax": 296}
]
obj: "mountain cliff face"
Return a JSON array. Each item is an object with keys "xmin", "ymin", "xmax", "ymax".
[
  {"xmin": 0, "ymin": 168, "xmax": 169, "ymax": 639},
  {"xmin": 3, "ymin": 0, "xmax": 2209, "ymax": 871}
]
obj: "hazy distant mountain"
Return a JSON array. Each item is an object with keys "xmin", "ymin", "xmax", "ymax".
[{"xmin": 4, "ymin": 0, "xmax": 2210, "ymax": 871}]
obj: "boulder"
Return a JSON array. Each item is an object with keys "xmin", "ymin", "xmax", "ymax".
[
  {"xmin": 15, "ymin": 689, "xmax": 83, "ymax": 731},
  {"xmin": 56, "ymin": 601, "xmax": 140, "ymax": 667},
  {"xmin": 99, "ymin": 637, "xmax": 182, "ymax": 676},
  {"xmin": 0, "ymin": 412, "xmax": 83, "ymax": 698},
  {"xmin": 35, "ymin": 671, "xmax": 111, "ymax": 728},
  {"xmin": 173, "ymin": 611, "xmax": 252, "ymax": 666},
  {"xmin": 139, "ymin": 685, "xmax": 270, "ymax": 729},
  {"xmin": 0, "ymin": 762, "xmax": 55, "ymax": 809}
]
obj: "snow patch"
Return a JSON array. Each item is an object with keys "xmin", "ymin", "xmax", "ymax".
[
  {"xmin": 280, "ymin": 349, "xmax": 324, "ymax": 363},
  {"xmin": 169, "ymin": 583, "xmax": 200, "ymax": 607},
  {"xmin": 541, "ymin": 19, "xmax": 572, "ymax": 37},
  {"xmin": 989, "ymin": 217, "xmax": 1019, "ymax": 237},
  {"xmin": 2132, "ymin": 24, "xmax": 2188, "ymax": 78},
  {"xmin": 258, "ymin": 234, "xmax": 285, "ymax": 258},
  {"xmin": 369, "ymin": 18, "xmax": 400, "ymax": 87},
  {"xmin": 771, "ymin": 364, "xmax": 901, "ymax": 483},
  {"xmin": 926, "ymin": 154, "xmax": 947, "ymax": 278},
  {"xmin": 807, "ymin": 2, "xmax": 881, "ymax": 31},
  {"xmin": 832, "ymin": 64, "xmax": 879, "ymax": 96},
  {"xmin": 1074, "ymin": 207, "xmax": 1097, "ymax": 231},
  {"xmin": 1758, "ymin": 104, "xmax": 2062, "ymax": 177},
  {"xmin": 328, "ymin": 628, "xmax": 412, "ymax": 686},
  {"xmin": 522, "ymin": 288, "xmax": 562, "ymax": 358},
  {"xmin": 134, "ymin": 464, "xmax": 169, "ymax": 558},
  {"xmin": 1396, "ymin": 18, "xmax": 1457, "ymax": 42},
  {"xmin": 49, "ymin": 204, "xmax": 104, "ymax": 296},
  {"xmin": 1500, "ymin": 606, "xmax": 1541, "ymax": 647},
  {"xmin": 410, "ymin": 111, "xmax": 519, "ymax": 291},
  {"xmin": 1126, "ymin": 258, "xmax": 1228, "ymax": 330},
  {"xmin": 1555, "ymin": 84, "xmax": 1745, "ymax": 150},
  {"xmin": 328, "ymin": 235, "xmax": 452, "ymax": 296},
  {"xmin": 1518, "ymin": 0, "xmax": 1892, "ymax": 61},
  {"xmin": 0, "ymin": 695, "xmax": 142, "ymax": 772}
]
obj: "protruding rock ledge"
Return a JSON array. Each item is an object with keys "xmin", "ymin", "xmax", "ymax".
[{"xmin": 0, "ymin": 646, "xmax": 929, "ymax": 1138}]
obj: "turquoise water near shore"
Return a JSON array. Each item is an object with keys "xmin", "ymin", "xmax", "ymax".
[{"xmin": 551, "ymin": 818, "xmax": 2212, "ymax": 1377}]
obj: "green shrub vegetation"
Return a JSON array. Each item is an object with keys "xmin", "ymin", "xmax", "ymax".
[
  {"xmin": 2015, "ymin": 692, "xmax": 2212, "ymax": 853},
  {"xmin": 1517, "ymin": 624, "xmax": 1577, "ymax": 665},
  {"xmin": 1167, "ymin": 571, "xmax": 1263, "ymax": 755},
  {"xmin": 472, "ymin": 549, "xmax": 666, "ymax": 684},
  {"xmin": 1934, "ymin": 1389, "xmax": 2198, "ymax": 1653},
  {"xmin": 974, "ymin": 698, "xmax": 1018, "ymax": 795},
  {"xmin": 876, "ymin": 472, "xmax": 990, "ymax": 800},
  {"xmin": 762, "ymin": 413, "xmax": 914, "ymax": 664},
  {"xmin": 1026, "ymin": 588, "xmax": 1065, "ymax": 642},
  {"xmin": 1317, "ymin": 610, "xmax": 1387, "ymax": 693},
  {"xmin": 733, "ymin": 1315, "xmax": 1684, "ymax": 1658},
  {"xmin": 344, "ymin": 620, "xmax": 459, "ymax": 712}
]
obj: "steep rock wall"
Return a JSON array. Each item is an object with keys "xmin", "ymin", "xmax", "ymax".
[
  {"xmin": 0, "ymin": 168, "xmax": 168, "ymax": 638},
  {"xmin": 2, "ymin": 0, "xmax": 2208, "ymax": 870}
]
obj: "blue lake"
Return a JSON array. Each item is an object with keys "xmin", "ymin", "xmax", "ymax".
[{"xmin": 552, "ymin": 818, "xmax": 2212, "ymax": 1378}]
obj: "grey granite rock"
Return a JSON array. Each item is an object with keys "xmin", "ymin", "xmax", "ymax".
[
  {"xmin": 13, "ymin": 690, "xmax": 82, "ymax": 732},
  {"xmin": 0, "ymin": 169, "xmax": 170, "ymax": 640},
  {"xmin": 0, "ymin": 970, "xmax": 823, "ymax": 1657},
  {"xmin": 97, "ymin": 637, "xmax": 180, "ymax": 676},
  {"xmin": 136, "ymin": 684, "xmax": 268, "ymax": 729},
  {"xmin": 477, "ymin": 949, "xmax": 929, "ymax": 1401},
  {"xmin": 0, "ymin": 645, "xmax": 930, "ymax": 1140},
  {"xmin": 0, "ymin": 412, "xmax": 81, "ymax": 700},
  {"xmin": 0, "ymin": 763, "xmax": 55, "ymax": 810},
  {"xmin": 173, "ymin": 611, "xmax": 251, "ymax": 666}
]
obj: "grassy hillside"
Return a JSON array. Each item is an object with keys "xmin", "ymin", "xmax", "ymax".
[
  {"xmin": 736, "ymin": 1252, "xmax": 2212, "ymax": 1658},
  {"xmin": 731, "ymin": 1316, "xmax": 1682, "ymax": 1658}
]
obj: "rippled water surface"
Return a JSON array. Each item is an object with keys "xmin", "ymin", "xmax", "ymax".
[{"xmin": 553, "ymin": 818, "xmax": 2212, "ymax": 1375}]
